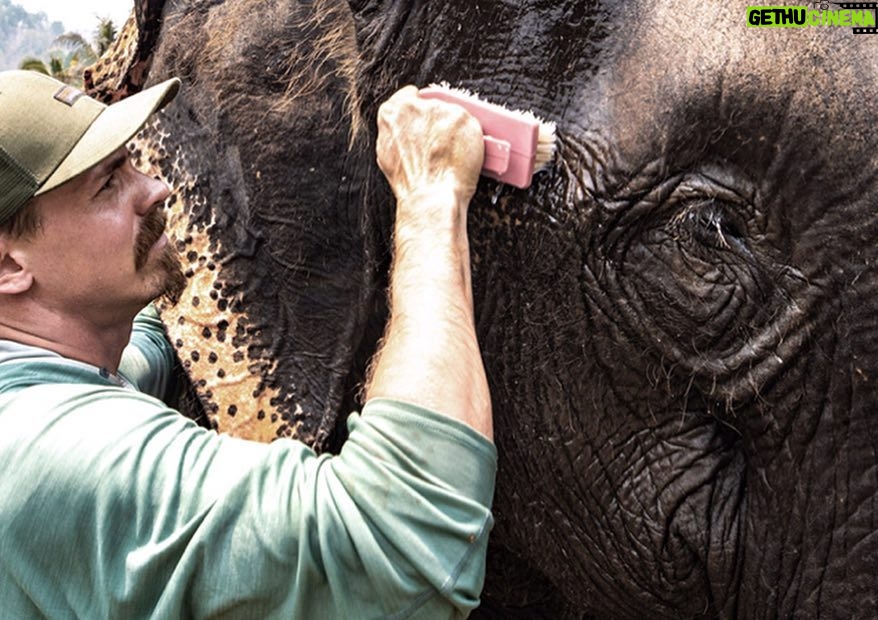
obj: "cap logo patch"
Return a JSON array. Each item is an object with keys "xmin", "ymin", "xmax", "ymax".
[{"xmin": 53, "ymin": 85, "xmax": 84, "ymax": 107}]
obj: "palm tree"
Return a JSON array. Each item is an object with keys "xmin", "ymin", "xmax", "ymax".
[
  {"xmin": 93, "ymin": 17, "xmax": 117, "ymax": 56},
  {"xmin": 17, "ymin": 52, "xmax": 71, "ymax": 83},
  {"xmin": 18, "ymin": 17, "xmax": 117, "ymax": 87}
]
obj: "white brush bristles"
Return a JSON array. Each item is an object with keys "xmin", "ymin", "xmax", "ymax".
[{"xmin": 534, "ymin": 119, "xmax": 557, "ymax": 173}]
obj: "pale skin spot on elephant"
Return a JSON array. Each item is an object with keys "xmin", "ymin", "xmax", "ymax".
[
  {"xmin": 85, "ymin": 13, "xmax": 137, "ymax": 96},
  {"xmin": 132, "ymin": 130, "xmax": 299, "ymax": 443},
  {"xmin": 159, "ymin": 232, "xmax": 290, "ymax": 443}
]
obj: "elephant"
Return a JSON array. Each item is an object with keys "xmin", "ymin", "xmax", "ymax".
[{"xmin": 86, "ymin": 0, "xmax": 878, "ymax": 617}]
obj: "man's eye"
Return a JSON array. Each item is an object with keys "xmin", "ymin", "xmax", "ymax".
[{"xmin": 99, "ymin": 174, "xmax": 115, "ymax": 193}]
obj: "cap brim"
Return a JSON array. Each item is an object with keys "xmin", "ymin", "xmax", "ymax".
[{"xmin": 38, "ymin": 77, "xmax": 181, "ymax": 195}]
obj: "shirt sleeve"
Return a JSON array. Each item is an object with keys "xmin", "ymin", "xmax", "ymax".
[
  {"xmin": 117, "ymin": 304, "xmax": 176, "ymax": 399},
  {"xmin": 0, "ymin": 387, "xmax": 497, "ymax": 619}
]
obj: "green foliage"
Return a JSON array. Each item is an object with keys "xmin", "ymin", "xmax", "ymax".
[
  {"xmin": 94, "ymin": 17, "xmax": 117, "ymax": 56},
  {"xmin": 17, "ymin": 55, "xmax": 48, "ymax": 74}
]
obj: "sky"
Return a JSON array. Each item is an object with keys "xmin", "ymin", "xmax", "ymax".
[{"xmin": 16, "ymin": 0, "xmax": 133, "ymax": 38}]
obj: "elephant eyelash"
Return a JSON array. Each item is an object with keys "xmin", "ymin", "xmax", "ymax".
[
  {"xmin": 670, "ymin": 199, "xmax": 747, "ymax": 251},
  {"xmin": 601, "ymin": 168, "xmax": 757, "ymax": 259},
  {"xmin": 657, "ymin": 168, "xmax": 755, "ymax": 254}
]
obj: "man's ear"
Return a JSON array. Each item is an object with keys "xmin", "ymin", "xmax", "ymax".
[{"xmin": 0, "ymin": 241, "xmax": 33, "ymax": 295}]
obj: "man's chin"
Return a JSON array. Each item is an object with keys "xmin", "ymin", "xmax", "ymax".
[{"xmin": 155, "ymin": 247, "xmax": 187, "ymax": 306}]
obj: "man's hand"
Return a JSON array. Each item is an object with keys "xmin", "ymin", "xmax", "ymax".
[
  {"xmin": 366, "ymin": 85, "xmax": 492, "ymax": 440},
  {"xmin": 376, "ymin": 85, "xmax": 484, "ymax": 210}
]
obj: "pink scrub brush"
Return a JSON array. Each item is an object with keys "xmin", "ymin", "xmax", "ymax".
[{"xmin": 419, "ymin": 83, "xmax": 557, "ymax": 189}]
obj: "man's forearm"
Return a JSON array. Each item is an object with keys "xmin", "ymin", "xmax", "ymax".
[{"xmin": 365, "ymin": 188, "xmax": 492, "ymax": 439}]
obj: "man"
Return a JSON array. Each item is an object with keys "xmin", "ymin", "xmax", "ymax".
[{"xmin": 0, "ymin": 70, "xmax": 495, "ymax": 618}]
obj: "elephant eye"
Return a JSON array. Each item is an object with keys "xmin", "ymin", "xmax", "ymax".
[
  {"xmin": 670, "ymin": 198, "xmax": 749, "ymax": 253},
  {"xmin": 599, "ymin": 167, "xmax": 769, "ymax": 371}
]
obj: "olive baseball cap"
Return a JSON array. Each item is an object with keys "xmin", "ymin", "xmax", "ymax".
[{"xmin": 0, "ymin": 70, "xmax": 180, "ymax": 223}]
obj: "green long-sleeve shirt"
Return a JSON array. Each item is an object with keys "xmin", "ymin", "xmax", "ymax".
[{"xmin": 0, "ymin": 308, "xmax": 497, "ymax": 618}]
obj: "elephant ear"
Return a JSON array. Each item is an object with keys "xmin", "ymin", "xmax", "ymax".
[
  {"xmin": 84, "ymin": 0, "xmax": 166, "ymax": 102},
  {"xmin": 128, "ymin": 0, "xmax": 385, "ymax": 452}
]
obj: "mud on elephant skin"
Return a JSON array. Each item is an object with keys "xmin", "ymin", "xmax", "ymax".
[{"xmin": 90, "ymin": 0, "xmax": 878, "ymax": 617}]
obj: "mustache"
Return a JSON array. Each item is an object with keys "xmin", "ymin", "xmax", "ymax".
[
  {"xmin": 134, "ymin": 207, "xmax": 168, "ymax": 270},
  {"xmin": 134, "ymin": 205, "xmax": 187, "ymax": 306}
]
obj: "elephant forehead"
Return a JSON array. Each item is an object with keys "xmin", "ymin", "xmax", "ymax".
[{"xmin": 605, "ymin": 0, "xmax": 876, "ymax": 157}]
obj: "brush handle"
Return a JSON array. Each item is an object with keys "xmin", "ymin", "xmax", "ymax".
[{"xmin": 483, "ymin": 135, "xmax": 511, "ymax": 175}]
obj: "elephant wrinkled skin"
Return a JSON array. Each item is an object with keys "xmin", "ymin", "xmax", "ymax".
[{"xmin": 89, "ymin": 0, "xmax": 878, "ymax": 616}]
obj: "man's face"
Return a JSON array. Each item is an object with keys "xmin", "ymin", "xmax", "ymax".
[{"xmin": 19, "ymin": 146, "xmax": 185, "ymax": 324}]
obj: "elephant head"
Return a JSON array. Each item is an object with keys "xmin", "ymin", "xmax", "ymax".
[{"xmin": 90, "ymin": 1, "xmax": 878, "ymax": 616}]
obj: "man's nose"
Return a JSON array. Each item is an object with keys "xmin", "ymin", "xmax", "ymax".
[{"xmin": 137, "ymin": 171, "xmax": 171, "ymax": 215}]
